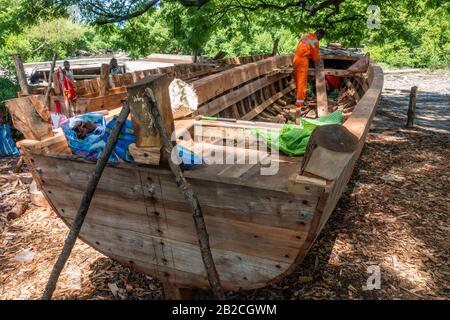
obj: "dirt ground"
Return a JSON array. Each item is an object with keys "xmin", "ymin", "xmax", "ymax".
[{"xmin": 0, "ymin": 69, "xmax": 448, "ymax": 300}]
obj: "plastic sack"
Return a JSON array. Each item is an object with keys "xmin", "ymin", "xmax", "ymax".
[
  {"xmin": 50, "ymin": 112, "xmax": 68, "ymax": 129},
  {"xmin": 0, "ymin": 123, "xmax": 20, "ymax": 157},
  {"xmin": 103, "ymin": 116, "xmax": 135, "ymax": 162},
  {"xmin": 61, "ymin": 113, "xmax": 116, "ymax": 161},
  {"xmin": 256, "ymin": 110, "xmax": 344, "ymax": 156}
]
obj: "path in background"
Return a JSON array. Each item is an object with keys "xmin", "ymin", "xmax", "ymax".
[{"xmin": 377, "ymin": 69, "xmax": 449, "ymax": 132}]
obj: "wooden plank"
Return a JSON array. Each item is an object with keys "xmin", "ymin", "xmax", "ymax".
[
  {"xmin": 194, "ymin": 119, "xmax": 288, "ymax": 131},
  {"xmin": 73, "ymin": 91, "xmax": 127, "ymax": 114},
  {"xmin": 196, "ymin": 74, "xmax": 288, "ymax": 116},
  {"xmin": 241, "ymin": 82, "xmax": 296, "ymax": 121},
  {"xmin": 192, "ymin": 55, "xmax": 293, "ymax": 104},
  {"xmin": 315, "ymin": 59, "xmax": 329, "ymax": 117},
  {"xmin": 270, "ymin": 67, "xmax": 360, "ymax": 77},
  {"xmin": 128, "ymin": 143, "xmax": 161, "ymax": 165},
  {"xmin": 230, "ymin": 104, "xmax": 240, "ymax": 119},
  {"xmin": 99, "ymin": 63, "xmax": 110, "ymax": 96}
]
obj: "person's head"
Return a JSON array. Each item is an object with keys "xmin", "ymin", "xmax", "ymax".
[
  {"xmin": 63, "ymin": 60, "xmax": 70, "ymax": 71},
  {"xmin": 110, "ymin": 58, "xmax": 118, "ymax": 68},
  {"xmin": 315, "ymin": 29, "xmax": 325, "ymax": 40}
]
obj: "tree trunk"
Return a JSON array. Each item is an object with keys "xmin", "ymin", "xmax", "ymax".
[
  {"xmin": 12, "ymin": 54, "xmax": 30, "ymax": 96},
  {"xmin": 41, "ymin": 103, "xmax": 130, "ymax": 300}
]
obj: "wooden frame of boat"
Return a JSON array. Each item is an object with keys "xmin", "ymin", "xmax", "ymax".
[
  {"xmin": 5, "ymin": 53, "xmax": 383, "ymax": 297},
  {"xmin": 45, "ymin": 54, "xmax": 272, "ymax": 116}
]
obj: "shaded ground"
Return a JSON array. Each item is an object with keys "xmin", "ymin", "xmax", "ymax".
[{"xmin": 0, "ymin": 69, "xmax": 448, "ymax": 300}]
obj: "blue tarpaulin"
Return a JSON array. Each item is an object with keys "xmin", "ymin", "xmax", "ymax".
[
  {"xmin": 0, "ymin": 123, "xmax": 19, "ymax": 157},
  {"xmin": 61, "ymin": 112, "xmax": 201, "ymax": 168}
]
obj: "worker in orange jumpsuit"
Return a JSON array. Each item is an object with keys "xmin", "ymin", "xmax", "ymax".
[{"xmin": 293, "ymin": 29, "xmax": 325, "ymax": 107}]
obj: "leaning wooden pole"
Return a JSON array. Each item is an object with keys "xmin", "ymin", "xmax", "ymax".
[
  {"xmin": 41, "ymin": 103, "xmax": 130, "ymax": 300},
  {"xmin": 12, "ymin": 54, "xmax": 30, "ymax": 96},
  {"xmin": 144, "ymin": 88, "xmax": 226, "ymax": 300},
  {"xmin": 44, "ymin": 53, "xmax": 58, "ymax": 109},
  {"xmin": 406, "ymin": 86, "xmax": 418, "ymax": 128}
]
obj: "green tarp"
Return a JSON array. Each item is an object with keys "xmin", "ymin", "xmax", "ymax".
[{"xmin": 256, "ymin": 110, "xmax": 344, "ymax": 156}]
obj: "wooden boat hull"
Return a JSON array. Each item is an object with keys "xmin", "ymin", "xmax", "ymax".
[
  {"xmin": 15, "ymin": 55, "xmax": 383, "ymax": 292},
  {"xmin": 28, "ymin": 153, "xmax": 316, "ymax": 290}
]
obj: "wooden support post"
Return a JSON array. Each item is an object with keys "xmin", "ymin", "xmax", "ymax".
[
  {"xmin": 272, "ymin": 37, "xmax": 280, "ymax": 56},
  {"xmin": 144, "ymin": 87, "xmax": 225, "ymax": 300},
  {"xmin": 99, "ymin": 63, "xmax": 110, "ymax": 96},
  {"xmin": 12, "ymin": 54, "xmax": 30, "ymax": 96},
  {"xmin": 44, "ymin": 53, "xmax": 58, "ymax": 109},
  {"xmin": 127, "ymin": 74, "xmax": 174, "ymax": 165},
  {"xmin": 41, "ymin": 103, "xmax": 130, "ymax": 300},
  {"xmin": 406, "ymin": 86, "xmax": 418, "ymax": 128},
  {"xmin": 315, "ymin": 59, "xmax": 329, "ymax": 117}
]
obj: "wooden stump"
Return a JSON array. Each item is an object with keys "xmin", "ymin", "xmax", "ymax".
[{"xmin": 406, "ymin": 86, "xmax": 418, "ymax": 128}]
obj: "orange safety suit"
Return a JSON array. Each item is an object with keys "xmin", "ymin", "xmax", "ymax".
[{"xmin": 293, "ymin": 33, "xmax": 320, "ymax": 107}]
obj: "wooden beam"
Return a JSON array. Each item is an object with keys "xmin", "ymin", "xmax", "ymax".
[
  {"xmin": 269, "ymin": 67, "xmax": 362, "ymax": 78},
  {"xmin": 320, "ymin": 54, "xmax": 359, "ymax": 61},
  {"xmin": 98, "ymin": 63, "xmax": 110, "ymax": 96},
  {"xmin": 241, "ymin": 81, "xmax": 296, "ymax": 121},
  {"xmin": 315, "ymin": 59, "xmax": 328, "ymax": 117},
  {"xmin": 196, "ymin": 74, "xmax": 289, "ymax": 116},
  {"xmin": 127, "ymin": 74, "xmax": 174, "ymax": 149},
  {"xmin": 128, "ymin": 143, "xmax": 161, "ymax": 165},
  {"xmin": 12, "ymin": 54, "xmax": 30, "ymax": 95},
  {"xmin": 192, "ymin": 55, "xmax": 293, "ymax": 104}
]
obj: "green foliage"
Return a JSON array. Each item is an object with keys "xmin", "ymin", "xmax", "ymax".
[
  {"xmin": 365, "ymin": 0, "xmax": 450, "ymax": 68},
  {"xmin": 0, "ymin": 1, "xmax": 64, "ymax": 76},
  {"xmin": 0, "ymin": 77, "xmax": 19, "ymax": 123},
  {"xmin": 3, "ymin": 18, "xmax": 89, "ymax": 62}
]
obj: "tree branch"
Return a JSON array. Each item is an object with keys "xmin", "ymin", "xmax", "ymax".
[{"xmin": 95, "ymin": 0, "xmax": 159, "ymax": 25}]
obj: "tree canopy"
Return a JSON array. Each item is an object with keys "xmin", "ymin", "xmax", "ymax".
[{"xmin": 0, "ymin": 0, "xmax": 448, "ymax": 70}]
